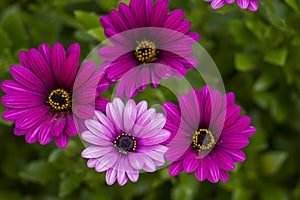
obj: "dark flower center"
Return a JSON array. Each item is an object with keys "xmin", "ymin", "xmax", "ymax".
[
  {"xmin": 134, "ymin": 40, "xmax": 158, "ymax": 63},
  {"xmin": 192, "ymin": 128, "xmax": 216, "ymax": 151},
  {"xmin": 47, "ymin": 88, "xmax": 71, "ymax": 112},
  {"xmin": 114, "ymin": 133, "xmax": 137, "ymax": 155}
]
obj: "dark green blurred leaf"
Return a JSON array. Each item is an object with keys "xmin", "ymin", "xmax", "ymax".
[
  {"xmin": 74, "ymin": 10, "xmax": 100, "ymax": 29},
  {"xmin": 284, "ymin": 0, "xmax": 299, "ymax": 12},
  {"xmin": 260, "ymin": 151, "xmax": 288, "ymax": 176},
  {"xmin": 264, "ymin": 49, "xmax": 288, "ymax": 67},
  {"xmin": 59, "ymin": 172, "xmax": 84, "ymax": 197},
  {"xmin": 87, "ymin": 27, "xmax": 105, "ymax": 42},
  {"xmin": 235, "ymin": 53, "xmax": 257, "ymax": 72},
  {"xmin": 19, "ymin": 160, "xmax": 58, "ymax": 184}
]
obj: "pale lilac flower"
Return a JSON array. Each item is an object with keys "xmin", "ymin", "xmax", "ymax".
[{"xmin": 81, "ymin": 98, "xmax": 170, "ymax": 186}]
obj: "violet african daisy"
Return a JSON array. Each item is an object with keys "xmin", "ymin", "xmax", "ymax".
[
  {"xmin": 163, "ymin": 86, "xmax": 255, "ymax": 183},
  {"xmin": 204, "ymin": 0, "xmax": 258, "ymax": 11},
  {"xmin": 1, "ymin": 43, "xmax": 110, "ymax": 148},
  {"xmin": 81, "ymin": 98, "xmax": 170, "ymax": 186},
  {"xmin": 99, "ymin": 0, "xmax": 200, "ymax": 97}
]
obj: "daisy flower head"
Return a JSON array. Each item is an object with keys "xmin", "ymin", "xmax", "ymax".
[
  {"xmin": 204, "ymin": 0, "xmax": 258, "ymax": 11},
  {"xmin": 163, "ymin": 86, "xmax": 255, "ymax": 183},
  {"xmin": 99, "ymin": 0, "xmax": 200, "ymax": 98},
  {"xmin": 1, "ymin": 43, "xmax": 110, "ymax": 148},
  {"xmin": 81, "ymin": 98, "xmax": 170, "ymax": 186}
]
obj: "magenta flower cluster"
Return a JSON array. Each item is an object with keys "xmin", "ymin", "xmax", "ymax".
[{"xmin": 0, "ymin": 0, "xmax": 257, "ymax": 186}]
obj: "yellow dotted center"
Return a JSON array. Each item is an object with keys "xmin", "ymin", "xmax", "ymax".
[
  {"xmin": 192, "ymin": 128, "xmax": 216, "ymax": 151},
  {"xmin": 134, "ymin": 40, "xmax": 158, "ymax": 63},
  {"xmin": 113, "ymin": 133, "xmax": 137, "ymax": 155},
  {"xmin": 47, "ymin": 88, "xmax": 71, "ymax": 112}
]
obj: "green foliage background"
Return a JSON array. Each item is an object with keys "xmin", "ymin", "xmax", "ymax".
[{"xmin": 0, "ymin": 0, "xmax": 300, "ymax": 199}]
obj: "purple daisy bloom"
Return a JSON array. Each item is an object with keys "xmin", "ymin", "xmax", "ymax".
[
  {"xmin": 81, "ymin": 98, "xmax": 170, "ymax": 186},
  {"xmin": 1, "ymin": 43, "xmax": 110, "ymax": 148},
  {"xmin": 204, "ymin": 0, "xmax": 258, "ymax": 11},
  {"xmin": 99, "ymin": 0, "xmax": 200, "ymax": 98},
  {"xmin": 163, "ymin": 86, "xmax": 255, "ymax": 183}
]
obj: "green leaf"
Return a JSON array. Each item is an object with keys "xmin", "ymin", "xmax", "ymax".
[
  {"xmin": 74, "ymin": 10, "xmax": 100, "ymax": 29},
  {"xmin": 261, "ymin": 151, "xmax": 288, "ymax": 176},
  {"xmin": 232, "ymin": 188, "xmax": 254, "ymax": 200},
  {"xmin": 19, "ymin": 160, "xmax": 58, "ymax": 184},
  {"xmin": 235, "ymin": 53, "xmax": 257, "ymax": 72},
  {"xmin": 285, "ymin": 0, "xmax": 299, "ymax": 12},
  {"xmin": 59, "ymin": 172, "xmax": 84, "ymax": 198},
  {"xmin": 0, "ymin": 27, "xmax": 12, "ymax": 50},
  {"xmin": 264, "ymin": 49, "xmax": 288, "ymax": 67},
  {"xmin": 253, "ymin": 72, "xmax": 276, "ymax": 92},
  {"xmin": 87, "ymin": 26, "xmax": 106, "ymax": 42},
  {"xmin": 1, "ymin": 6, "xmax": 27, "ymax": 50}
]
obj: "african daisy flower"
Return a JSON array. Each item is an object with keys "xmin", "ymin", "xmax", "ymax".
[
  {"xmin": 1, "ymin": 43, "xmax": 110, "ymax": 148},
  {"xmin": 204, "ymin": 0, "xmax": 258, "ymax": 11},
  {"xmin": 163, "ymin": 86, "xmax": 255, "ymax": 182},
  {"xmin": 99, "ymin": 0, "xmax": 200, "ymax": 97},
  {"xmin": 81, "ymin": 98, "xmax": 170, "ymax": 186}
]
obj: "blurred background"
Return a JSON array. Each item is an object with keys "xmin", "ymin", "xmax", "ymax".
[{"xmin": 0, "ymin": 0, "xmax": 300, "ymax": 199}]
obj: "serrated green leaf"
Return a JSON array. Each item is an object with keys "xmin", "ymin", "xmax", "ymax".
[
  {"xmin": 19, "ymin": 160, "xmax": 58, "ymax": 184},
  {"xmin": 235, "ymin": 53, "xmax": 257, "ymax": 72},
  {"xmin": 264, "ymin": 49, "xmax": 288, "ymax": 67},
  {"xmin": 74, "ymin": 10, "xmax": 100, "ymax": 29},
  {"xmin": 261, "ymin": 151, "xmax": 288, "ymax": 176}
]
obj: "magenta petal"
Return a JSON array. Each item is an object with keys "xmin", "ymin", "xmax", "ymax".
[
  {"xmin": 164, "ymin": 9, "xmax": 184, "ymax": 29},
  {"xmin": 248, "ymin": 0, "xmax": 258, "ymax": 11},
  {"xmin": 73, "ymin": 104, "xmax": 94, "ymax": 119},
  {"xmin": 195, "ymin": 157, "xmax": 209, "ymax": 181},
  {"xmin": 215, "ymin": 150, "xmax": 235, "ymax": 171},
  {"xmin": 219, "ymin": 168, "xmax": 229, "ymax": 182},
  {"xmin": 237, "ymin": 0, "xmax": 249, "ymax": 9},
  {"xmin": 54, "ymin": 133, "xmax": 69, "ymax": 148},
  {"xmin": 28, "ymin": 48, "xmax": 55, "ymax": 88},
  {"xmin": 168, "ymin": 161, "xmax": 183, "ymax": 176},
  {"xmin": 10, "ymin": 65, "xmax": 47, "ymax": 93},
  {"xmin": 15, "ymin": 106, "xmax": 49, "ymax": 129},
  {"xmin": 211, "ymin": 0, "xmax": 226, "ymax": 9},
  {"xmin": 240, "ymin": 126, "xmax": 256, "ymax": 137},
  {"xmin": 207, "ymin": 156, "xmax": 220, "ymax": 183},
  {"xmin": 118, "ymin": 3, "xmax": 138, "ymax": 29},
  {"xmin": 220, "ymin": 134, "xmax": 249, "ymax": 149},
  {"xmin": 150, "ymin": 1, "xmax": 168, "ymax": 27},
  {"xmin": 65, "ymin": 114, "xmax": 78, "ymax": 136},
  {"xmin": 95, "ymin": 97, "xmax": 110, "ymax": 113},
  {"xmin": 1, "ymin": 93, "xmax": 44, "ymax": 109},
  {"xmin": 63, "ymin": 54, "xmax": 79, "ymax": 88},
  {"xmin": 25, "ymin": 127, "xmax": 40, "ymax": 144},
  {"xmin": 2, "ymin": 108, "xmax": 24, "ymax": 122},
  {"xmin": 223, "ymin": 116, "xmax": 251, "ymax": 134},
  {"xmin": 38, "ymin": 43, "xmax": 51, "ymax": 66},
  {"xmin": 183, "ymin": 153, "xmax": 200, "ymax": 173},
  {"xmin": 130, "ymin": 0, "xmax": 146, "ymax": 27},
  {"xmin": 19, "ymin": 51, "xmax": 30, "ymax": 69},
  {"xmin": 219, "ymin": 148, "xmax": 246, "ymax": 162},
  {"xmin": 66, "ymin": 43, "xmax": 80, "ymax": 58},
  {"xmin": 38, "ymin": 119, "xmax": 53, "ymax": 145},
  {"xmin": 51, "ymin": 116, "xmax": 66, "ymax": 137},
  {"xmin": 52, "ymin": 43, "xmax": 66, "ymax": 85},
  {"xmin": 110, "ymin": 10, "xmax": 130, "ymax": 32}
]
